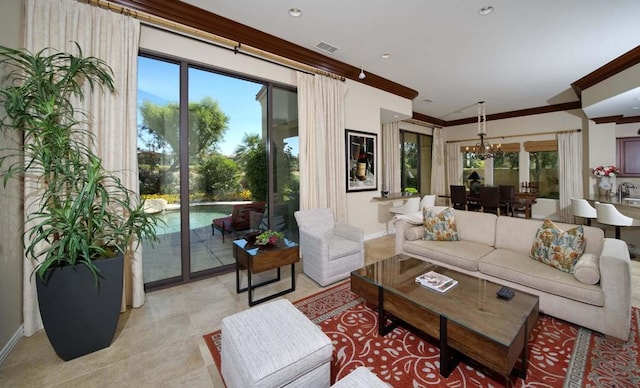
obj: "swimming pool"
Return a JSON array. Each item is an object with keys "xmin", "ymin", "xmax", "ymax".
[{"xmin": 155, "ymin": 204, "xmax": 232, "ymax": 235}]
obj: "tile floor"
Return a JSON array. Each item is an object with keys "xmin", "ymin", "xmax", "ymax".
[{"xmin": 1, "ymin": 235, "xmax": 638, "ymax": 387}]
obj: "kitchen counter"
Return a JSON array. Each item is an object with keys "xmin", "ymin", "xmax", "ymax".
[{"xmin": 587, "ymin": 194, "xmax": 640, "ymax": 219}]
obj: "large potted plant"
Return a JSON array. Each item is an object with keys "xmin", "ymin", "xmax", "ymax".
[{"xmin": 0, "ymin": 44, "xmax": 160, "ymax": 360}]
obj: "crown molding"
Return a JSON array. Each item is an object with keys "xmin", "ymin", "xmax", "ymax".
[
  {"xmin": 438, "ymin": 101, "xmax": 582, "ymax": 127},
  {"xmin": 591, "ymin": 115, "xmax": 640, "ymax": 124},
  {"xmin": 411, "ymin": 112, "xmax": 446, "ymax": 127},
  {"xmin": 108, "ymin": 0, "xmax": 418, "ymax": 100},
  {"xmin": 571, "ymin": 45, "xmax": 640, "ymax": 98}
]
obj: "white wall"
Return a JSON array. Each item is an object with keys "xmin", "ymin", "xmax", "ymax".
[
  {"xmin": 0, "ymin": 0, "xmax": 25, "ymax": 364},
  {"xmin": 140, "ymin": 26, "xmax": 413, "ymax": 239},
  {"xmin": 344, "ymin": 81, "xmax": 412, "ymax": 238}
]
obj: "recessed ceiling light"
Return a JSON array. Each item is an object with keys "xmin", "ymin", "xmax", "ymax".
[
  {"xmin": 288, "ymin": 8, "xmax": 302, "ymax": 17},
  {"xmin": 478, "ymin": 6, "xmax": 494, "ymax": 15},
  {"xmin": 632, "ymin": 106, "xmax": 640, "ymax": 110},
  {"xmin": 381, "ymin": 53, "xmax": 391, "ymax": 59},
  {"xmin": 423, "ymin": 99, "xmax": 434, "ymax": 103}
]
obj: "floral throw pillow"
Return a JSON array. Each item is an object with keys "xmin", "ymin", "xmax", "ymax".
[
  {"xmin": 423, "ymin": 207, "xmax": 459, "ymax": 241},
  {"xmin": 530, "ymin": 218, "xmax": 585, "ymax": 273}
]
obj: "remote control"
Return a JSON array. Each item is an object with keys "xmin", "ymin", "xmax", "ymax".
[{"xmin": 497, "ymin": 286, "xmax": 515, "ymax": 300}]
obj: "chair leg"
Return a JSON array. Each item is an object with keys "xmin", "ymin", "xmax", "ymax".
[
  {"xmin": 615, "ymin": 226, "xmax": 621, "ymax": 240},
  {"xmin": 586, "ymin": 218, "xmax": 591, "ymax": 226}
]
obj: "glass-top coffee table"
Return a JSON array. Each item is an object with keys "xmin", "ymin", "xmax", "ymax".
[{"xmin": 351, "ymin": 254, "xmax": 539, "ymax": 380}]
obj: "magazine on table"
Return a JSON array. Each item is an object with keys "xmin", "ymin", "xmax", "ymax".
[{"xmin": 415, "ymin": 271, "xmax": 458, "ymax": 293}]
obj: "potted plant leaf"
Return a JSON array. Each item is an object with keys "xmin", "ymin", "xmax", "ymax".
[{"xmin": 0, "ymin": 44, "xmax": 160, "ymax": 360}]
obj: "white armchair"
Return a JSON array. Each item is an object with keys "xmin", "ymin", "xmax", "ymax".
[{"xmin": 294, "ymin": 208, "xmax": 364, "ymax": 287}]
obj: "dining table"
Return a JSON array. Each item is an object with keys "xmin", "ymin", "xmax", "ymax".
[{"xmin": 465, "ymin": 191, "xmax": 537, "ymax": 219}]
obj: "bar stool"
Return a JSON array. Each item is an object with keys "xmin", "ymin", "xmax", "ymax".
[
  {"xmin": 594, "ymin": 201, "xmax": 640, "ymax": 239},
  {"xmin": 571, "ymin": 198, "xmax": 597, "ymax": 226}
]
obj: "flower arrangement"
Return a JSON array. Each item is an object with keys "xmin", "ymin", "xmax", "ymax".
[
  {"xmin": 255, "ymin": 230, "xmax": 284, "ymax": 246},
  {"xmin": 592, "ymin": 165, "xmax": 621, "ymax": 178}
]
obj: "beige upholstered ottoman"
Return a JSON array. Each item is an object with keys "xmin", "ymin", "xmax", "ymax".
[
  {"xmin": 221, "ymin": 299, "xmax": 333, "ymax": 388},
  {"xmin": 330, "ymin": 367, "xmax": 388, "ymax": 387}
]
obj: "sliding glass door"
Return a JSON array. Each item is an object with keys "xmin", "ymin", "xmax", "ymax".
[{"xmin": 137, "ymin": 54, "xmax": 298, "ymax": 289}]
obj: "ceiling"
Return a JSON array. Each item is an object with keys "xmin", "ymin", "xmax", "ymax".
[{"xmin": 180, "ymin": 0, "xmax": 640, "ymax": 122}]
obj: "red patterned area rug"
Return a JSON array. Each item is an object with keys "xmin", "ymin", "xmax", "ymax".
[{"xmin": 203, "ymin": 281, "xmax": 640, "ymax": 387}]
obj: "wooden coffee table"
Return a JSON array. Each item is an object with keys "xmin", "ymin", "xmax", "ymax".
[
  {"xmin": 233, "ymin": 237, "xmax": 299, "ymax": 306},
  {"xmin": 350, "ymin": 254, "xmax": 539, "ymax": 380}
]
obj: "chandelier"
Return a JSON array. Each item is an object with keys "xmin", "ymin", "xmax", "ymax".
[{"xmin": 465, "ymin": 101, "xmax": 503, "ymax": 160}]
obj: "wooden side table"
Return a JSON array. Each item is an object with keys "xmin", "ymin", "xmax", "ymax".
[{"xmin": 232, "ymin": 237, "xmax": 300, "ymax": 306}]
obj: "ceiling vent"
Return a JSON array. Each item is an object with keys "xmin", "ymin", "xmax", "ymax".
[{"xmin": 315, "ymin": 41, "xmax": 339, "ymax": 54}]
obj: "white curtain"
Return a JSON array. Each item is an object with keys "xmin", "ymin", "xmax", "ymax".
[
  {"xmin": 558, "ymin": 131, "xmax": 583, "ymax": 223},
  {"xmin": 23, "ymin": 0, "xmax": 141, "ymax": 336},
  {"xmin": 382, "ymin": 122, "xmax": 401, "ymax": 193},
  {"xmin": 446, "ymin": 142, "xmax": 463, "ymax": 192},
  {"xmin": 431, "ymin": 127, "xmax": 446, "ymax": 197},
  {"xmin": 297, "ymin": 72, "xmax": 347, "ymax": 223}
]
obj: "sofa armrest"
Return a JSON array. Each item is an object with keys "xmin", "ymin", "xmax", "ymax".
[
  {"xmin": 598, "ymin": 237, "xmax": 632, "ymax": 339},
  {"xmin": 394, "ymin": 219, "xmax": 414, "ymax": 255},
  {"xmin": 335, "ymin": 223, "xmax": 364, "ymax": 244}
]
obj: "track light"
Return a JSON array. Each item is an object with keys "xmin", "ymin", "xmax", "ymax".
[{"xmin": 358, "ymin": 67, "xmax": 366, "ymax": 79}]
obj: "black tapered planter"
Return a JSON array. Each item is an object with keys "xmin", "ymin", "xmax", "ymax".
[{"xmin": 36, "ymin": 254, "xmax": 124, "ymax": 361}]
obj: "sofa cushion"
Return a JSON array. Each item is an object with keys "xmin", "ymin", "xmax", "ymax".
[
  {"xmin": 404, "ymin": 239, "xmax": 495, "ymax": 272},
  {"xmin": 479, "ymin": 249, "xmax": 604, "ymax": 306},
  {"xmin": 530, "ymin": 219, "xmax": 585, "ymax": 273},
  {"xmin": 495, "ymin": 217, "xmax": 603, "ymax": 257},
  {"xmin": 573, "ymin": 253, "xmax": 600, "ymax": 285},
  {"xmin": 423, "ymin": 207, "xmax": 458, "ymax": 241},
  {"xmin": 451, "ymin": 209, "xmax": 497, "ymax": 246}
]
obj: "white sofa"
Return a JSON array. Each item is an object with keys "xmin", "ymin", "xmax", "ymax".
[{"xmin": 394, "ymin": 208, "xmax": 632, "ymax": 341}]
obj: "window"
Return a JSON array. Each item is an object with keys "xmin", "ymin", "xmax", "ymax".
[
  {"xmin": 525, "ymin": 140, "xmax": 558, "ymax": 199},
  {"xmin": 462, "ymin": 152, "xmax": 484, "ymax": 192},
  {"xmin": 400, "ymin": 131, "xmax": 432, "ymax": 194},
  {"xmin": 493, "ymin": 143, "xmax": 520, "ymax": 187}
]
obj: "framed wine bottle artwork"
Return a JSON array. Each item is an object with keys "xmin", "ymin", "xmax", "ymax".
[{"xmin": 346, "ymin": 129, "xmax": 377, "ymax": 192}]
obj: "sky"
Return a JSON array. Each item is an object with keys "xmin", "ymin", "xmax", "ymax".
[{"xmin": 137, "ymin": 56, "xmax": 263, "ymax": 156}]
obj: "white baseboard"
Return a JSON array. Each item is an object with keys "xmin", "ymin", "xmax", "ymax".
[
  {"xmin": 0, "ymin": 325, "xmax": 24, "ymax": 366},
  {"xmin": 365, "ymin": 230, "xmax": 394, "ymax": 240}
]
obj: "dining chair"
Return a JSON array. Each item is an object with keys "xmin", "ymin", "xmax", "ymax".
[
  {"xmin": 498, "ymin": 185, "xmax": 515, "ymax": 216},
  {"xmin": 449, "ymin": 185, "xmax": 468, "ymax": 210},
  {"xmin": 479, "ymin": 186, "xmax": 501, "ymax": 215}
]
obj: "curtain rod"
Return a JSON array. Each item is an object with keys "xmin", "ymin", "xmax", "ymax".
[
  {"xmin": 402, "ymin": 118, "xmax": 439, "ymax": 129},
  {"xmin": 445, "ymin": 128, "xmax": 581, "ymax": 143},
  {"xmin": 83, "ymin": 0, "xmax": 345, "ymax": 81}
]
